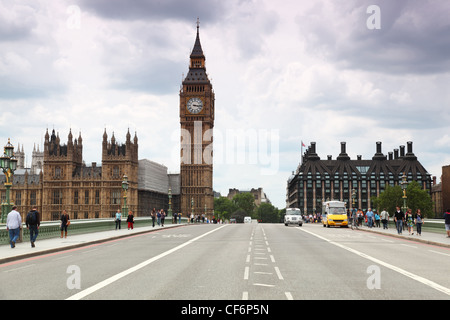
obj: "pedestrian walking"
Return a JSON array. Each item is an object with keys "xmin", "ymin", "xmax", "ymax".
[
  {"xmin": 444, "ymin": 209, "xmax": 450, "ymax": 238},
  {"xmin": 405, "ymin": 209, "xmax": 414, "ymax": 235},
  {"xmin": 374, "ymin": 211, "xmax": 380, "ymax": 228},
  {"xmin": 161, "ymin": 209, "xmax": 166, "ymax": 227},
  {"xmin": 394, "ymin": 206, "xmax": 404, "ymax": 235},
  {"xmin": 173, "ymin": 212, "xmax": 178, "ymax": 224},
  {"xmin": 414, "ymin": 209, "xmax": 424, "ymax": 236},
  {"xmin": 351, "ymin": 208, "xmax": 358, "ymax": 229},
  {"xmin": 366, "ymin": 208, "xmax": 374, "ymax": 228},
  {"xmin": 380, "ymin": 208, "xmax": 389, "ymax": 229},
  {"xmin": 60, "ymin": 210, "xmax": 70, "ymax": 238},
  {"xmin": 127, "ymin": 211, "xmax": 134, "ymax": 230},
  {"xmin": 157, "ymin": 210, "xmax": 162, "ymax": 226},
  {"xmin": 26, "ymin": 206, "xmax": 40, "ymax": 247},
  {"xmin": 6, "ymin": 206, "xmax": 21, "ymax": 248},
  {"xmin": 115, "ymin": 208, "xmax": 122, "ymax": 230},
  {"xmin": 151, "ymin": 208, "xmax": 156, "ymax": 227}
]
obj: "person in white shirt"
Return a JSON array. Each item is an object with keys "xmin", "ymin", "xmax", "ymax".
[
  {"xmin": 380, "ymin": 208, "xmax": 389, "ymax": 229},
  {"xmin": 6, "ymin": 206, "xmax": 22, "ymax": 248}
]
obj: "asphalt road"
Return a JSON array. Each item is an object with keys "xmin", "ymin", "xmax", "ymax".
[{"xmin": 1, "ymin": 223, "xmax": 449, "ymax": 300}]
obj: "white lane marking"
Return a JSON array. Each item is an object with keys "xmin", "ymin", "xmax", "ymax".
[
  {"xmin": 242, "ymin": 291, "xmax": 249, "ymax": 300},
  {"xmin": 285, "ymin": 292, "xmax": 294, "ymax": 300},
  {"xmin": 274, "ymin": 267, "xmax": 284, "ymax": 280},
  {"xmin": 3, "ymin": 264, "xmax": 35, "ymax": 273},
  {"xmin": 66, "ymin": 225, "xmax": 228, "ymax": 300},
  {"xmin": 298, "ymin": 228, "xmax": 450, "ymax": 296},
  {"xmin": 244, "ymin": 266, "xmax": 249, "ymax": 280},
  {"xmin": 429, "ymin": 250, "xmax": 450, "ymax": 258},
  {"xmin": 253, "ymin": 283, "xmax": 275, "ymax": 287}
]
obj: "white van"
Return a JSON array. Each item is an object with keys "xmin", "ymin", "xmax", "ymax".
[
  {"xmin": 244, "ymin": 216, "xmax": 252, "ymax": 223},
  {"xmin": 284, "ymin": 208, "xmax": 302, "ymax": 226}
]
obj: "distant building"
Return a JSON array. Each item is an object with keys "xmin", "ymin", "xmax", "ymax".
[
  {"xmin": 287, "ymin": 141, "xmax": 432, "ymax": 214},
  {"xmin": 431, "ymin": 175, "xmax": 443, "ymax": 217},
  {"xmin": 441, "ymin": 165, "xmax": 450, "ymax": 214},
  {"xmin": 227, "ymin": 188, "xmax": 271, "ymax": 206},
  {"xmin": 138, "ymin": 159, "xmax": 180, "ymax": 216}
]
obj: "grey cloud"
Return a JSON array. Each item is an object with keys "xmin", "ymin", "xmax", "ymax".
[
  {"xmin": 297, "ymin": 0, "xmax": 450, "ymax": 75},
  {"xmin": 76, "ymin": 0, "xmax": 226, "ymax": 24}
]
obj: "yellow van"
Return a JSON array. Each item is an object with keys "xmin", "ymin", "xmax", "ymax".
[{"xmin": 322, "ymin": 201, "xmax": 348, "ymax": 228}]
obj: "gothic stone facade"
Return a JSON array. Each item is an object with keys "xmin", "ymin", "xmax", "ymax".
[
  {"xmin": 179, "ymin": 23, "xmax": 215, "ymax": 217},
  {"xmin": 0, "ymin": 129, "xmax": 138, "ymax": 221}
]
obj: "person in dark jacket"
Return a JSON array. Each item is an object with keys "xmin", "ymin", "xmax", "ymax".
[
  {"xmin": 444, "ymin": 209, "xmax": 450, "ymax": 238},
  {"xmin": 26, "ymin": 206, "xmax": 40, "ymax": 247},
  {"xmin": 127, "ymin": 211, "xmax": 134, "ymax": 230},
  {"xmin": 60, "ymin": 210, "xmax": 70, "ymax": 238}
]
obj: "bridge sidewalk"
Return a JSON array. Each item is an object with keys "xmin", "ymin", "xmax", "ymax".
[
  {"xmin": 0, "ymin": 223, "xmax": 187, "ymax": 264},
  {"xmin": 354, "ymin": 222, "xmax": 450, "ymax": 249}
]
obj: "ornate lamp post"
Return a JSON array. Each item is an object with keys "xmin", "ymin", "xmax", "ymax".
[
  {"xmin": 1, "ymin": 139, "xmax": 18, "ymax": 223},
  {"xmin": 401, "ymin": 172, "xmax": 408, "ymax": 212},
  {"xmin": 191, "ymin": 197, "xmax": 194, "ymax": 217},
  {"xmin": 168, "ymin": 188, "xmax": 172, "ymax": 218},
  {"xmin": 121, "ymin": 174, "xmax": 129, "ymax": 217},
  {"xmin": 351, "ymin": 188, "xmax": 356, "ymax": 209}
]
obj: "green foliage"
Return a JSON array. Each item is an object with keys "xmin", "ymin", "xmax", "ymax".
[
  {"xmin": 213, "ymin": 194, "xmax": 283, "ymax": 223},
  {"xmin": 372, "ymin": 184, "xmax": 403, "ymax": 214},
  {"xmin": 231, "ymin": 193, "xmax": 256, "ymax": 216},
  {"xmin": 256, "ymin": 202, "xmax": 280, "ymax": 223},
  {"xmin": 372, "ymin": 181, "xmax": 433, "ymax": 218},
  {"xmin": 405, "ymin": 180, "xmax": 433, "ymax": 217},
  {"xmin": 213, "ymin": 197, "xmax": 236, "ymax": 221}
]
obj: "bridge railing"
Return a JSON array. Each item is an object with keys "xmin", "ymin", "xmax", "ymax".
[{"xmin": 0, "ymin": 217, "xmax": 188, "ymax": 245}]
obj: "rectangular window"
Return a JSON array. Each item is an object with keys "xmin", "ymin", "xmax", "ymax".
[
  {"xmin": 30, "ymin": 191, "xmax": 37, "ymax": 206},
  {"xmin": 95, "ymin": 190, "xmax": 100, "ymax": 204},
  {"xmin": 111, "ymin": 190, "xmax": 120, "ymax": 205},
  {"xmin": 85, "ymin": 190, "xmax": 89, "ymax": 205},
  {"xmin": 52, "ymin": 190, "xmax": 63, "ymax": 205}
]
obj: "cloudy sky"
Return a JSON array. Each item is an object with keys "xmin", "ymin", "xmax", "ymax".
[{"xmin": 1, "ymin": 0, "xmax": 450, "ymax": 209}]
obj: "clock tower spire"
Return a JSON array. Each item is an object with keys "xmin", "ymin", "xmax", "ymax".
[{"xmin": 179, "ymin": 20, "xmax": 215, "ymax": 219}]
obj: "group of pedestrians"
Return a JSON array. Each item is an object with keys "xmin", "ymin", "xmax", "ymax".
[
  {"xmin": 5, "ymin": 206, "xmax": 71, "ymax": 249},
  {"xmin": 150, "ymin": 208, "xmax": 167, "ymax": 227},
  {"xmin": 392, "ymin": 206, "xmax": 425, "ymax": 236},
  {"xmin": 114, "ymin": 208, "xmax": 135, "ymax": 230},
  {"xmin": 350, "ymin": 207, "xmax": 426, "ymax": 235}
]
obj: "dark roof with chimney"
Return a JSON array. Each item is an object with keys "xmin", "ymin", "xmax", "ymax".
[{"xmin": 295, "ymin": 141, "xmax": 431, "ymax": 182}]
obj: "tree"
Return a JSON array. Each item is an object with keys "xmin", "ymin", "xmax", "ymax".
[
  {"xmin": 256, "ymin": 203, "xmax": 280, "ymax": 223},
  {"xmin": 232, "ymin": 193, "xmax": 256, "ymax": 217},
  {"xmin": 372, "ymin": 181, "xmax": 433, "ymax": 218},
  {"xmin": 231, "ymin": 209, "xmax": 247, "ymax": 223},
  {"xmin": 372, "ymin": 184, "xmax": 403, "ymax": 215},
  {"xmin": 214, "ymin": 197, "xmax": 236, "ymax": 221},
  {"xmin": 405, "ymin": 180, "xmax": 433, "ymax": 218}
]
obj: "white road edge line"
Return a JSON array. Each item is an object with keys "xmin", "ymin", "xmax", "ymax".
[
  {"xmin": 66, "ymin": 225, "xmax": 228, "ymax": 300},
  {"xmin": 298, "ymin": 228, "xmax": 450, "ymax": 296}
]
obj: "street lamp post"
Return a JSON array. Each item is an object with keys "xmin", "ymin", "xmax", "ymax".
[
  {"xmin": 401, "ymin": 172, "xmax": 408, "ymax": 212},
  {"xmin": 122, "ymin": 174, "xmax": 129, "ymax": 217},
  {"xmin": 168, "ymin": 188, "xmax": 172, "ymax": 218},
  {"xmin": 351, "ymin": 189, "xmax": 356, "ymax": 209},
  {"xmin": 1, "ymin": 139, "xmax": 18, "ymax": 223}
]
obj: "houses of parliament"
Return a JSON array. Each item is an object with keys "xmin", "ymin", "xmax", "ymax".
[{"xmin": 0, "ymin": 23, "xmax": 215, "ymax": 221}]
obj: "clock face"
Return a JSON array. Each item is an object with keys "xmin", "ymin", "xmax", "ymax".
[{"xmin": 187, "ymin": 97, "xmax": 203, "ymax": 114}]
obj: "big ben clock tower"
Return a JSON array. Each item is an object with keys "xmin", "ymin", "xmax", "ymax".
[{"xmin": 180, "ymin": 20, "xmax": 215, "ymax": 218}]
